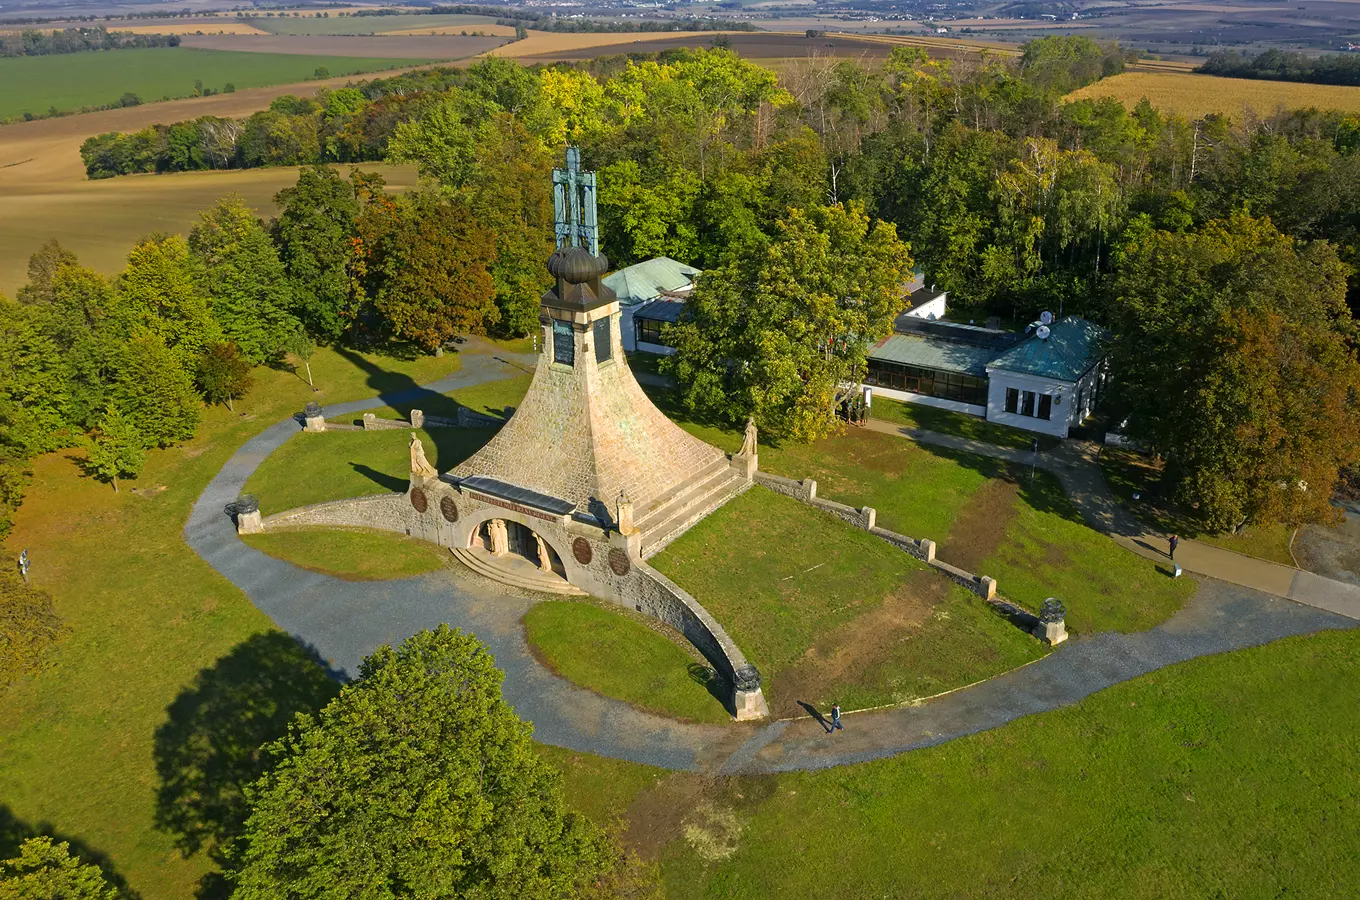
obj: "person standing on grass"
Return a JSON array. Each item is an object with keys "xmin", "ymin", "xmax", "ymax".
[
  {"xmin": 1169, "ymin": 534, "xmax": 1180, "ymax": 560},
  {"xmin": 829, "ymin": 703, "xmax": 843, "ymax": 733}
]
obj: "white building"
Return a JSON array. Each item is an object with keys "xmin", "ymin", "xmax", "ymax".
[{"xmin": 601, "ymin": 256, "xmax": 699, "ymax": 352}]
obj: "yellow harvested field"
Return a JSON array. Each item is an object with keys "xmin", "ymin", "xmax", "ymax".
[
  {"xmin": 111, "ymin": 22, "xmax": 270, "ymax": 35},
  {"xmin": 0, "ymin": 165, "xmax": 419, "ymax": 298},
  {"xmin": 1067, "ymin": 71, "xmax": 1360, "ymax": 117},
  {"xmin": 382, "ymin": 23, "xmax": 519, "ymax": 37},
  {"xmin": 490, "ymin": 30, "xmax": 726, "ymax": 58}
]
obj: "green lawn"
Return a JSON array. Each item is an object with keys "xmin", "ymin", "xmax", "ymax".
[
  {"xmin": 524, "ymin": 601, "xmax": 732, "ymax": 724},
  {"xmin": 333, "ymin": 372, "xmax": 531, "ymax": 425},
  {"xmin": 0, "ymin": 344, "xmax": 465, "ymax": 898},
  {"xmin": 872, "ymin": 396, "xmax": 1061, "ymax": 452},
  {"xmin": 241, "ymin": 527, "xmax": 450, "ymax": 580},
  {"xmin": 1101, "ymin": 446, "xmax": 1297, "ymax": 566},
  {"xmin": 544, "ymin": 626, "xmax": 1360, "ymax": 899},
  {"xmin": 0, "ymin": 48, "xmax": 431, "ymax": 120},
  {"xmin": 652, "ymin": 488, "xmax": 1048, "ymax": 714},
  {"xmin": 648, "ymin": 388, "xmax": 1193, "ymax": 638}
]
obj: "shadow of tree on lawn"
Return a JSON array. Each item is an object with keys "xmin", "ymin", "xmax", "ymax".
[
  {"xmin": 152, "ymin": 632, "xmax": 340, "ymax": 879},
  {"xmin": 0, "ymin": 804, "xmax": 140, "ymax": 899}
]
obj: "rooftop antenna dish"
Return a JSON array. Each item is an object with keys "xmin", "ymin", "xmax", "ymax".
[
  {"xmin": 1036, "ymin": 324, "xmax": 1051, "ymax": 341},
  {"xmin": 1039, "ymin": 310, "xmax": 1054, "ymax": 325}
]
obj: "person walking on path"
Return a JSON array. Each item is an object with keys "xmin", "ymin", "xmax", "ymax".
[
  {"xmin": 1169, "ymin": 534, "xmax": 1180, "ymax": 560},
  {"xmin": 829, "ymin": 703, "xmax": 843, "ymax": 733}
]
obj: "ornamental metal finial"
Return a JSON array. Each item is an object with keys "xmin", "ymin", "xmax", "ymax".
[{"xmin": 552, "ymin": 146, "xmax": 599, "ymax": 257}]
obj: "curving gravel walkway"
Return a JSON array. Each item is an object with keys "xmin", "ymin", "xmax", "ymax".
[{"xmin": 184, "ymin": 353, "xmax": 1358, "ymax": 774}]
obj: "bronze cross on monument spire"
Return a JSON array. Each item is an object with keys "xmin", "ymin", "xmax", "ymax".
[{"xmin": 552, "ymin": 146, "xmax": 599, "ymax": 257}]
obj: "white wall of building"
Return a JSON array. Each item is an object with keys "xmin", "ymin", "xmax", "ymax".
[
  {"xmin": 635, "ymin": 340, "xmax": 676, "ymax": 357},
  {"xmin": 620, "ymin": 304, "xmax": 641, "ymax": 352},
  {"xmin": 984, "ymin": 366, "xmax": 1101, "ymax": 438},
  {"xmin": 867, "ymin": 385, "xmax": 986, "ymax": 417}
]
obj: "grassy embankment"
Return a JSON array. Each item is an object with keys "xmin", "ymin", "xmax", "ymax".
[
  {"xmin": 1067, "ymin": 70, "xmax": 1360, "ymax": 117},
  {"xmin": 0, "ymin": 47, "xmax": 433, "ymax": 121},
  {"xmin": 872, "ymin": 396, "xmax": 1061, "ymax": 451},
  {"xmin": 241, "ymin": 527, "xmax": 452, "ymax": 580},
  {"xmin": 0, "ymin": 344, "xmax": 467, "ymax": 899},
  {"xmin": 544, "ymin": 623, "xmax": 1360, "ymax": 898}
]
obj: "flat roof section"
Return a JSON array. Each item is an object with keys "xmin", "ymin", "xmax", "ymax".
[{"xmin": 868, "ymin": 332, "xmax": 996, "ymax": 377}]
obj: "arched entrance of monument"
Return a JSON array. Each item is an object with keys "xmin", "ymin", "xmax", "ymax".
[{"xmin": 460, "ymin": 516, "xmax": 578, "ymax": 594}]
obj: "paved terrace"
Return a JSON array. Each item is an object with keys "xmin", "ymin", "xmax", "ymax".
[{"xmin": 183, "ymin": 355, "xmax": 1359, "ymax": 773}]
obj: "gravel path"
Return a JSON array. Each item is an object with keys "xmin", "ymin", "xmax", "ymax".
[{"xmin": 183, "ymin": 356, "xmax": 1358, "ymax": 773}]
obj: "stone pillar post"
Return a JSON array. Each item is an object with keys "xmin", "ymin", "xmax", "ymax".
[
  {"xmin": 234, "ymin": 494, "xmax": 263, "ymax": 535},
  {"xmin": 410, "ymin": 409, "xmax": 424, "ymax": 428},
  {"xmin": 858, "ymin": 506, "xmax": 876, "ymax": 530},
  {"xmin": 303, "ymin": 402, "xmax": 326, "ymax": 433},
  {"xmin": 362, "ymin": 413, "xmax": 377, "ymax": 430},
  {"xmin": 1032, "ymin": 598, "xmax": 1068, "ymax": 645},
  {"xmin": 918, "ymin": 539, "xmax": 936, "ymax": 563},
  {"xmin": 616, "ymin": 491, "xmax": 636, "ymax": 536},
  {"xmin": 732, "ymin": 664, "xmax": 769, "ymax": 721}
]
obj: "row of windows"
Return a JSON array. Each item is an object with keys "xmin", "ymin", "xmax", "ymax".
[
  {"xmin": 865, "ymin": 359, "xmax": 988, "ymax": 406},
  {"xmin": 1004, "ymin": 387, "xmax": 1053, "ymax": 421},
  {"xmin": 635, "ymin": 319, "xmax": 671, "ymax": 348}
]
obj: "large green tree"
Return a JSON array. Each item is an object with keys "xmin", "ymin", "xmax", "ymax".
[
  {"xmin": 0, "ymin": 569, "xmax": 64, "ymax": 692},
  {"xmin": 1107, "ymin": 212, "xmax": 1360, "ymax": 529},
  {"xmin": 668, "ymin": 202, "xmax": 913, "ymax": 441},
  {"xmin": 116, "ymin": 234, "xmax": 218, "ymax": 365},
  {"xmin": 83, "ymin": 404, "xmax": 145, "ymax": 492},
  {"xmin": 189, "ymin": 195, "xmax": 300, "ymax": 364},
  {"xmin": 273, "ymin": 165, "xmax": 364, "ymax": 343},
  {"xmin": 227, "ymin": 626, "xmax": 625, "ymax": 899},
  {"xmin": 112, "ymin": 334, "xmax": 200, "ymax": 448}
]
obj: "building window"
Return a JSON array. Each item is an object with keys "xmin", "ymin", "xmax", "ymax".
[
  {"xmin": 635, "ymin": 318, "xmax": 669, "ymax": 348},
  {"xmin": 593, "ymin": 316, "xmax": 612, "ymax": 363},
  {"xmin": 864, "ymin": 359, "xmax": 987, "ymax": 406},
  {"xmin": 553, "ymin": 319, "xmax": 574, "ymax": 366},
  {"xmin": 1021, "ymin": 390, "xmax": 1036, "ymax": 417},
  {"xmin": 1005, "ymin": 387, "xmax": 1019, "ymax": 414},
  {"xmin": 1038, "ymin": 393, "xmax": 1053, "ymax": 421}
]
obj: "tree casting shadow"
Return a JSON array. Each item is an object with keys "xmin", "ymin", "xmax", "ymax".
[
  {"xmin": 153, "ymin": 631, "xmax": 341, "ymax": 892},
  {"xmin": 0, "ymin": 804, "xmax": 140, "ymax": 898}
]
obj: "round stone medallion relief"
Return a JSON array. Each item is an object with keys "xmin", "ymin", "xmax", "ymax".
[
  {"xmin": 572, "ymin": 537, "xmax": 593, "ymax": 565},
  {"xmin": 608, "ymin": 547, "xmax": 631, "ymax": 576},
  {"xmin": 409, "ymin": 487, "xmax": 428, "ymax": 513},
  {"xmin": 440, "ymin": 495, "xmax": 458, "ymax": 523}
]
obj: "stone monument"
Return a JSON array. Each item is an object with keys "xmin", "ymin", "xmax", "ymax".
[
  {"xmin": 1033, "ymin": 597, "xmax": 1068, "ymax": 645},
  {"xmin": 302, "ymin": 402, "xmax": 326, "ymax": 433},
  {"xmin": 234, "ymin": 494, "xmax": 263, "ymax": 535}
]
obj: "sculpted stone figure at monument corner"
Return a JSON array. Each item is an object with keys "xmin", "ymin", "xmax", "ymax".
[
  {"xmin": 410, "ymin": 432, "xmax": 438, "ymax": 480},
  {"xmin": 739, "ymin": 417, "xmax": 758, "ymax": 458}
]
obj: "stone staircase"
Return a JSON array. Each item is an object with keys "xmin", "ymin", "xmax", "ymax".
[
  {"xmin": 638, "ymin": 458, "xmax": 750, "ymax": 558},
  {"xmin": 451, "ymin": 547, "xmax": 587, "ymax": 596}
]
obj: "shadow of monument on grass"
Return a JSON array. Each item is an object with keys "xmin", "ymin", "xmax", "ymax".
[
  {"xmin": 916, "ymin": 443, "xmax": 1082, "ymax": 524},
  {"xmin": 335, "ymin": 346, "xmax": 457, "ymax": 420},
  {"xmin": 152, "ymin": 632, "xmax": 341, "ymax": 883},
  {"xmin": 0, "ymin": 804, "xmax": 141, "ymax": 899},
  {"xmin": 687, "ymin": 663, "xmax": 736, "ymax": 716},
  {"xmin": 350, "ymin": 462, "xmax": 408, "ymax": 494}
]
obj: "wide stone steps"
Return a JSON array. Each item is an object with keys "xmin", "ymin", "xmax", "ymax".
[
  {"xmin": 635, "ymin": 456, "xmax": 731, "ymax": 534},
  {"xmin": 450, "ymin": 547, "xmax": 587, "ymax": 596},
  {"xmin": 641, "ymin": 467, "xmax": 749, "ymax": 558}
]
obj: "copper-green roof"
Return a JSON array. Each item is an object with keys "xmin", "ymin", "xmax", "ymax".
[
  {"xmin": 868, "ymin": 332, "xmax": 996, "ymax": 377},
  {"xmin": 987, "ymin": 317, "xmax": 1106, "ymax": 381},
  {"xmin": 602, "ymin": 256, "xmax": 699, "ymax": 306}
]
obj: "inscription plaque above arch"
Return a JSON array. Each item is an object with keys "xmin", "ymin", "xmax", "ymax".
[
  {"xmin": 440, "ymin": 495, "xmax": 458, "ymax": 523},
  {"xmin": 572, "ymin": 537, "xmax": 593, "ymax": 565},
  {"xmin": 608, "ymin": 547, "xmax": 631, "ymax": 576},
  {"xmin": 409, "ymin": 487, "xmax": 428, "ymax": 513}
]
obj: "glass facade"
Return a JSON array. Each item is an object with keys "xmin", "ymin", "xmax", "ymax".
[
  {"xmin": 593, "ymin": 316, "xmax": 612, "ymax": 363},
  {"xmin": 636, "ymin": 318, "xmax": 669, "ymax": 348},
  {"xmin": 865, "ymin": 359, "xmax": 987, "ymax": 406},
  {"xmin": 552, "ymin": 319, "xmax": 574, "ymax": 366}
]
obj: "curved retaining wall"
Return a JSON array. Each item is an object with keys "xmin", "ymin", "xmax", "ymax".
[{"xmin": 259, "ymin": 479, "xmax": 768, "ymax": 717}]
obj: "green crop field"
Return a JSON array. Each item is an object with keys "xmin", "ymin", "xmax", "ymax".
[
  {"xmin": 0, "ymin": 47, "xmax": 432, "ymax": 120},
  {"xmin": 248, "ymin": 13, "xmax": 507, "ymax": 36}
]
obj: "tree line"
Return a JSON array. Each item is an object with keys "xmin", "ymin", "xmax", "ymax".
[
  {"xmin": 1198, "ymin": 49, "xmax": 1360, "ymax": 87},
  {"xmin": 0, "ymin": 26, "xmax": 179, "ymax": 57},
  {"xmin": 37, "ymin": 36, "xmax": 1360, "ymax": 532}
]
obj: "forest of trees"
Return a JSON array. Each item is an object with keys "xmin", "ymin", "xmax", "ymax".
[
  {"xmin": 0, "ymin": 26, "xmax": 179, "ymax": 57},
  {"xmin": 1198, "ymin": 49, "xmax": 1360, "ymax": 87},
  {"xmin": 18, "ymin": 36, "xmax": 1360, "ymax": 538}
]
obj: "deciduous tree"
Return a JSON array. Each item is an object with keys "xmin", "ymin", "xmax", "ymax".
[
  {"xmin": 227, "ymin": 626, "xmax": 625, "ymax": 899},
  {"xmin": 0, "ymin": 569, "xmax": 65, "ymax": 692},
  {"xmin": 83, "ymin": 404, "xmax": 144, "ymax": 492},
  {"xmin": 0, "ymin": 837, "xmax": 119, "ymax": 900},
  {"xmin": 1107, "ymin": 212, "xmax": 1360, "ymax": 529},
  {"xmin": 272, "ymin": 165, "xmax": 363, "ymax": 343}
]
